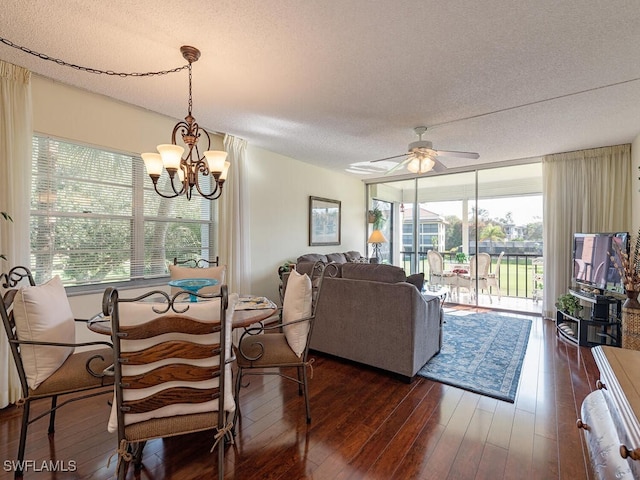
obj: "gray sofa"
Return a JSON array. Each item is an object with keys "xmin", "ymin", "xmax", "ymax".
[{"xmin": 292, "ymin": 262, "xmax": 442, "ymax": 382}]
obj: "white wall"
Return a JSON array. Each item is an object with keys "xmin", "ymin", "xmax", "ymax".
[
  {"xmin": 30, "ymin": 75, "xmax": 365, "ymax": 341},
  {"xmin": 246, "ymin": 145, "xmax": 365, "ymax": 303},
  {"xmin": 633, "ymin": 132, "xmax": 640, "ymax": 234}
]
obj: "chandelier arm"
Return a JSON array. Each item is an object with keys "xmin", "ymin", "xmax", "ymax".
[
  {"xmin": 168, "ymin": 173, "xmax": 187, "ymax": 196},
  {"xmin": 199, "ymin": 185, "xmax": 224, "ymax": 201},
  {"xmin": 151, "ymin": 179, "xmax": 180, "ymax": 199},
  {"xmin": 191, "ymin": 165, "xmax": 221, "ymax": 199}
]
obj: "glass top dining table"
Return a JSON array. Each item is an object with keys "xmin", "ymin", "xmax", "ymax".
[{"xmin": 87, "ymin": 296, "xmax": 278, "ymax": 335}]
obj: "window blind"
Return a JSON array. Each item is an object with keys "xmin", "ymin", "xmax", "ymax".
[{"xmin": 30, "ymin": 135, "xmax": 216, "ymax": 286}]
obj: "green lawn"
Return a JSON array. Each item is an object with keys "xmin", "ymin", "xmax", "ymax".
[{"xmin": 416, "ymin": 255, "xmax": 543, "ymax": 299}]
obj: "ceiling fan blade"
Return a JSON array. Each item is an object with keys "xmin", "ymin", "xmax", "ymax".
[
  {"xmin": 434, "ymin": 149, "xmax": 479, "ymax": 159},
  {"xmin": 370, "ymin": 153, "xmax": 409, "ymax": 163},
  {"xmin": 385, "ymin": 157, "xmax": 411, "ymax": 175},
  {"xmin": 431, "ymin": 158, "xmax": 447, "ymax": 173}
]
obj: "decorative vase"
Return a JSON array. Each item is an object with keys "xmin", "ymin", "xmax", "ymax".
[
  {"xmin": 624, "ymin": 290, "xmax": 640, "ymax": 310},
  {"xmin": 622, "ymin": 290, "xmax": 640, "ymax": 350}
]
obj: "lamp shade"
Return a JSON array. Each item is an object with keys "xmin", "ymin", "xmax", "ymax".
[
  {"xmin": 204, "ymin": 150, "xmax": 228, "ymax": 173},
  {"xmin": 141, "ymin": 153, "xmax": 164, "ymax": 176},
  {"xmin": 157, "ymin": 144, "xmax": 184, "ymax": 170},
  {"xmin": 368, "ymin": 230, "xmax": 388, "ymax": 244}
]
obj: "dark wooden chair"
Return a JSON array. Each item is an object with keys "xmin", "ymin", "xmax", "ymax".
[
  {"xmin": 0, "ymin": 266, "xmax": 114, "ymax": 478},
  {"xmin": 104, "ymin": 285, "xmax": 233, "ymax": 480}
]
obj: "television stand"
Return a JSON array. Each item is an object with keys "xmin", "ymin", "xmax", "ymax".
[{"xmin": 556, "ymin": 289, "xmax": 621, "ymax": 347}]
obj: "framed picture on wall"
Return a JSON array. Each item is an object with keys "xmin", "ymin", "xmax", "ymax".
[{"xmin": 309, "ymin": 196, "xmax": 341, "ymax": 246}]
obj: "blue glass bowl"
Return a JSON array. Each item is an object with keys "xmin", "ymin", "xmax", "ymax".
[{"xmin": 168, "ymin": 278, "xmax": 219, "ymax": 302}]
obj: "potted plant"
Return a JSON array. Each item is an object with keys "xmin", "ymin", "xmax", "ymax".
[
  {"xmin": 367, "ymin": 207, "xmax": 385, "ymax": 230},
  {"xmin": 455, "ymin": 252, "xmax": 467, "ymax": 263},
  {"xmin": 556, "ymin": 293, "xmax": 583, "ymax": 317}
]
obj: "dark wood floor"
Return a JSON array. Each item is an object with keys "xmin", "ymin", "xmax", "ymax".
[{"xmin": 0, "ymin": 309, "xmax": 599, "ymax": 480}]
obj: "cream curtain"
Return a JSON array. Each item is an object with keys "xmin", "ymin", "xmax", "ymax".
[
  {"xmin": 0, "ymin": 61, "xmax": 32, "ymax": 407},
  {"xmin": 542, "ymin": 144, "xmax": 632, "ymax": 318},
  {"xmin": 219, "ymin": 134, "xmax": 251, "ymax": 295}
]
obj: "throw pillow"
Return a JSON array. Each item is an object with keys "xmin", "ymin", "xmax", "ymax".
[
  {"xmin": 406, "ymin": 273, "xmax": 425, "ymax": 292},
  {"xmin": 107, "ymin": 293, "xmax": 238, "ymax": 432},
  {"xmin": 12, "ymin": 275, "xmax": 76, "ymax": 390},
  {"xmin": 169, "ymin": 264, "xmax": 226, "ymax": 295},
  {"xmin": 326, "ymin": 253, "xmax": 347, "ymax": 263},
  {"xmin": 282, "ymin": 269, "xmax": 312, "ymax": 357}
]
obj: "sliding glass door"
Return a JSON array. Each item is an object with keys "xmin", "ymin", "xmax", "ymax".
[{"xmin": 366, "ymin": 162, "xmax": 542, "ymax": 314}]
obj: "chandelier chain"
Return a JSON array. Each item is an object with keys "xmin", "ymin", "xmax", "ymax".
[
  {"xmin": 0, "ymin": 36, "xmax": 189, "ymax": 77},
  {"xmin": 187, "ymin": 64, "xmax": 193, "ymax": 116}
]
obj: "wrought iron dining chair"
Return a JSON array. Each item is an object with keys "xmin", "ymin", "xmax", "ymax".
[
  {"xmin": 170, "ymin": 257, "xmax": 225, "ymax": 295},
  {"xmin": 104, "ymin": 285, "xmax": 235, "ymax": 480},
  {"xmin": 0, "ymin": 266, "xmax": 114, "ymax": 478},
  {"xmin": 234, "ymin": 261, "xmax": 329, "ymax": 425},
  {"xmin": 457, "ymin": 253, "xmax": 492, "ymax": 303},
  {"xmin": 173, "ymin": 256, "xmax": 219, "ymax": 267}
]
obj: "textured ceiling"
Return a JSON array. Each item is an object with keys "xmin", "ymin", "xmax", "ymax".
[{"xmin": 2, "ymin": 0, "xmax": 640, "ymax": 180}]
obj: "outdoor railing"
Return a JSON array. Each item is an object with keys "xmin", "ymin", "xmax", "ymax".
[{"xmin": 400, "ymin": 250, "xmax": 543, "ymax": 300}]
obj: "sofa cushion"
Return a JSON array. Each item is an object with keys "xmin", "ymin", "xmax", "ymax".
[
  {"xmin": 283, "ymin": 270, "xmax": 313, "ymax": 357},
  {"xmin": 326, "ymin": 252, "xmax": 348, "ymax": 263},
  {"xmin": 344, "ymin": 251, "xmax": 365, "ymax": 262},
  {"xmin": 297, "ymin": 253, "xmax": 328, "ymax": 264},
  {"xmin": 12, "ymin": 275, "xmax": 76, "ymax": 390},
  {"xmin": 406, "ymin": 273, "xmax": 425, "ymax": 292},
  {"xmin": 341, "ymin": 263, "xmax": 407, "ymax": 284}
]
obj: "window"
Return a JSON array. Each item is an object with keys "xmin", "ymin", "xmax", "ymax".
[{"xmin": 30, "ymin": 135, "xmax": 216, "ymax": 287}]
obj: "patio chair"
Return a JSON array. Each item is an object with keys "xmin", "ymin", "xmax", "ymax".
[
  {"xmin": 486, "ymin": 251, "xmax": 504, "ymax": 300},
  {"xmin": 457, "ymin": 253, "xmax": 492, "ymax": 303},
  {"xmin": 427, "ymin": 250, "xmax": 457, "ymax": 292},
  {"xmin": 234, "ymin": 261, "xmax": 329, "ymax": 425},
  {"xmin": 104, "ymin": 285, "xmax": 235, "ymax": 480},
  {"xmin": 0, "ymin": 266, "xmax": 114, "ymax": 478}
]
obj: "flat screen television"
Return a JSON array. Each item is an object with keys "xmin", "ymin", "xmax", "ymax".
[{"xmin": 572, "ymin": 232, "xmax": 628, "ymax": 295}]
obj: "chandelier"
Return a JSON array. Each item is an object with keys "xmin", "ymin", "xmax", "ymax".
[{"xmin": 142, "ymin": 46, "xmax": 229, "ymax": 201}]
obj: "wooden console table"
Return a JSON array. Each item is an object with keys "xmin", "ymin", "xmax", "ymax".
[{"xmin": 578, "ymin": 346, "xmax": 640, "ymax": 479}]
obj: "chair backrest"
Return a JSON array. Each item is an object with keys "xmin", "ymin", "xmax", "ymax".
[
  {"xmin": 173, "ymin": 256, "xmax": 219, "ymax": 267},
  {"xmin": 476, "ymin": 253, "xmax": 491, "ymax": 277},
  {"xmin": 494, "ymin": 251, "xmax": 505, "ymax": 275},
  {"xmin": 0, "ymin": 266, "xmax": 37, "ymax": 395},
  {"xmin": 104, "ymin": 286, "xmax": 233, "ymax": 437},
  {"xmin": 169, "ymin": 259, "xmax": 226, "ymax": 295},
  {"xmin": 468, "ymin": 253, "xmax": 491, "ymax": 278},
  {"xmin": 427, "ymin": 250, "xmax": 444, "ymax": 275}
]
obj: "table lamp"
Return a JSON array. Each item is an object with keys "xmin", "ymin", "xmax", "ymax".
[{"xmin": 368, "ymin": 229, "xmax": 388, "ymax": 263}]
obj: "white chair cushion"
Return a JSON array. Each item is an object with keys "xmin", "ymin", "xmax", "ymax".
[
  {"xmin": 282, "ymin": 270, "xmax": 312, "ymax": 357},
  {"xmin": 12, "ymin": 275, "xmax": 75, "ymax": 390},
  {"xmin": 107, "ymin": 293, "xmax": 238, "ymax": 432},
  {"xmin": 169, "ymin": 264, "xmax": 226, "ymax": 295}
]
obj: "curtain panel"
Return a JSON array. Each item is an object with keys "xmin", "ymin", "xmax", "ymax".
[
  {"xmin": 0, "ymin": 61, "xmax": 32, "ymax": 407},
  {"xmin": 220, "ymin": 134, "xmax": 251, "ymax": 295},
  {"xmin": 542, "ymin": 144, "xmax": 632, "ymax": 319}
]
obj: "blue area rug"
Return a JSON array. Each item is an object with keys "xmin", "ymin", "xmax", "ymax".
[{"xmin": 418, "ymin": 312, "xmax": 532, "ymax": 403}]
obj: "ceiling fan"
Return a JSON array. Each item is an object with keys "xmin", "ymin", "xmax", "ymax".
[{"xmin": 371, "ymin": 126, "xmax": 479, "ymax": 174}]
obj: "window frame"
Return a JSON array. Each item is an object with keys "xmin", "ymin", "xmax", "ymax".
[{"xmin": 30, "ymin": 134, "xmax": 217, "ymax": 293}]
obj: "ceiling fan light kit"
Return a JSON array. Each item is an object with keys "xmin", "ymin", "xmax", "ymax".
[{"xmin": 370, "ymin": 126, "xmax": 479, "ymax": 175}]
